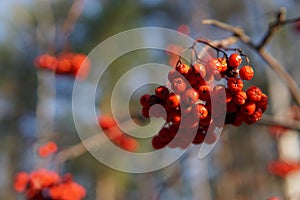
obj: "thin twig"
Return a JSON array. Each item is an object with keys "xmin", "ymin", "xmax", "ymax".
[
  {"xmin": 257, "ymin": 115, "xmax": 300, "ymax": 131},
  {"xmin": 62, "ymin": 0, "xmax": 86, "ymax": 37},
  {"xmin": 202, "ymin": 12, "xmax": 300, "ymax": 106},
  {"xmin": 54, "ymin": 119, "xmax": 136, "ymax": 167}
]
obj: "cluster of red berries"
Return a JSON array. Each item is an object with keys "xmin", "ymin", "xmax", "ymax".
[
  {"xmin": 140, "ymin": 50, "xmax": 268, "ymax": 149},
  {"xmin": 14, "ymin": 169, "xmax": 86, "ymax": 200},
  {"xmin": 268, "ymin": 160, "xmax": 300, "ymax": 178},
  {"xmin": 98, "ymin": 116, "xmax": 139, "ymax": 152},
  {"xmin": 37, "ymin": 141, "xmax": 58, "ymax": 158},
  {"xmin": 34, "ymin": 52, "xmax": 90, "ymax": 79}
]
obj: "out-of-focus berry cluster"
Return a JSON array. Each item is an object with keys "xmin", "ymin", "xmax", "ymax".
[
  {"xmin": 34, "ymin": 53, "xmax": 90, "ymax": 79},
  {"xmin": 98, "ymin": 116, "xmax": 139, "ymax": 152},
  {"xmin": 140, "ymin": 47, "xmax": 269, "ymax": 149},
  {"xmin": 14, "ymin": 169, "xmax": 86, "ymax": 200}
]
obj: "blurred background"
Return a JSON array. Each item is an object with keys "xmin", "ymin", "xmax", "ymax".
[{"xmin": 0, "ymin": 0, "xmax": 300, "ymax": 199}]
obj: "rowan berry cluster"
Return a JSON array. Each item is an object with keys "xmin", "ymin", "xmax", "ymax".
[
  {"xmin": 14, "ymin": 169, "xmax": 86, "ymax": 200},
  {"xmin": 34, "ymin": 52, "xmax": 90, "ymax": 79},
  {"xmin": 98, "ymin": 116, "xmax": 139, "ymax": 152},
  {"xmin": 140, "ymin": 42, "xmax": 268, "ymax": 149}
]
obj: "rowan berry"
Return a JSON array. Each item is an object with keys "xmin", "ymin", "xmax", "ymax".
[
  {"xmin": 233, "ymin": 91, "xmax": 247, "ymax": 105},
  {"xmin": 228, "ymin": 53, "xmax": 242, "ymax": 67},
  {"xmin": 239, "ymin": 65, "xmax": 254, "ymax": 80},
  {"xmin": 240, "ymin": 102, "xmax": 256, "ymax": 115},
  {"xmin": 37, "ymin": 141, "xmax": 58, "ymax": 158},
  {"xmin": 152, "ymin": 135, "xmax": 166, "ymax": 149},
  {"xmin": 158, "ymin": 128, "xmax": 173, "ymax": 143},
  {"xmin": 34, "ymin": 54, "xmax": 57, "ymax": 70},
  {"xmin": 181, "ymin": 88, "xmax": 199, "ymax": 104},
  {"xmin": 142, "ymin": 107, "xmax": 150, "ymax": 118},
  {"xmin": 246, "ymin": 86, "xmax": 262, "ymax": 102},
  {"xmin": 56, "ymin": 58, "xmax": 72, "ymax": 74},
  {"xmin": 227, "ymin": 78, "xmax": 244, "ymax": 93},
  {"xmin": 166, "ymin": 93, "xmax": 180, "ymax": 108},
  {"xmin": 120, "ymin": 137, "xmax": 139, "ymax": 152},
  {"xmin": 207, "ymin": 57, "xmax": 227, "ymax": 74},
  {"xmin": 140, "ymin": 94, "xmax": 150, "ymax": 108},
  {"xmin": 176, "ymin": 63, "xmax": 190, "ymax": 75},
  {"xmin": 14, "ymin": 172, "xmax": 29, "ymax": 192},
  {"xmin": 193, "ymin": 131, "xmax": 206, "ymax": 144},
  {"xmin": 193, "ymin": 104, "xmax": 208, "ymax": 120},
  {"xmin": 171, "ymin": 77, "xmax": 187, "ymax": 94},
  {"xmin": 155, "ymin": 86, "xmax": 169, "ymax": 100},
  {"xmin": 247, "ymin": 108, "xmax": 263, "ymax": 123},
  {"xmin": 199, "ymin": 114, "xmax": 212, "ymax": 126},
  {"xmin": 168, "ymin": 111, "xmax": 181, "ymax": 125},
  {"xmin": 256, "ymin": 93, "xmax": 268, "ymax": 112},
  {"xmin": 149, "ymin": 94, "xmax": 161, "ymax": 106},
  {"xmin": 197, "ymin": 85, "xmax": 212, "ymax": 101}
]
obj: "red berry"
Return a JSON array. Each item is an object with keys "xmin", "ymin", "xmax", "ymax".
[
  {"xmin": 142, "ymin": 107, "xmax": 150, "ymax": 118},
  {"xmin": 176, "ymin": 63, "xmax": 190, "ymax": 75},
  {"xmin": 233, "ymin": 91, "xmax": 247, "ymax": 105},
  {"xmin": 14, "ymin": 172, "xmax": 29, "ymax": 192},
  {"xmin": 197, "ymin": 85, "xmax": 212, "ymax": 101},
  {"xmin": 181, "ymin": 88, "xmax": 199, "ymax": 104},
  {"xmin": 168, "ymin": 69, "xmax": 181, "ymax": 82},
  {"xmin": 227, "ymin": 78, "xmax": 244, "ymax": 93},
  {"xmin": 152, "ymin": 135, "xmax": 166, "ymax": 149},
  {"xmin": 56, "ymin": 58, "xmax": 72, "ymax": 74},
  {"xmin": 240, "ymin": 102, "xmax": 256, "ymax": 115},
  {"xmin": 228, "ymin": 53, "xmax": 242, "ymax": 67},
  {"xmin": 168, "ymin": 111, "xmax": 181, "ymax": 125},
  {"xmin": 171, "ymin": 77, "xmax": 187, "ymax": 94},
  {"xmin": 166, "ymin": 93, "xmax": 180, "ymax": 108},
  {"xmin": 98, "ymin": 116, "xmax": 117, "ymax": 130},
  {"xmin": 247, "ymin": 108, "xmax": 263, "ymax": 123},
  {"xmin": 158, "ymin": 128, "xmax": 173, "ymax": 143},
  {"xmin": 246, "ymin": 86, "xmax": 262, "ymax": 102},
  {"xmin": 207, "ymin": 58, "xmax": 227, "ymax": 75},
  {"xmin": 239, "ymin": 65, "xmax": 254, "ymax": 80},
  {"xmin": 140, "ymin": 94, "xmax": 150, "ymax": 107},
  {"xmin": 193, "ymin": 104, "xmax": 208, "ymax": 120},
  {"xmin": 155, "ymin": 86, "xmax": 169, "ymax": 100},
  {"xmin": 256, "ymin": 93, "xmax": 268, "ymax": 112}
]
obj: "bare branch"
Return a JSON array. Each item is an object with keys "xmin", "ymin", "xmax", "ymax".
[
  {"xmin": 258, "ymin": 115, "xmax": 300, "ymax": 131},
  {"xmin": 62, "ymin": 0, "xmax": 86, "ymax": 37},
  {"xmin": 258, "ymin": 7, "xmax": 287, "ymax": 50},
  {"xmin": 202, "ymin": 11, "xmax": 300, "ymax": 106}
]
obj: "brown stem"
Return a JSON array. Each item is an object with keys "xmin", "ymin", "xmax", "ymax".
[
  {"xmin": 62, "ymin": 0, "xmax": 86, "ymax": 38},
  {"xmin": 258, "ymin": 115, "xmax": 300, "ymax": 131},
  {"xmin": 202, "ymin": 12, "xmax": 300, "ymax": 106}
]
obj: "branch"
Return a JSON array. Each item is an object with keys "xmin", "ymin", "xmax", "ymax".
[
  {"xmin": 54, "ymin": 119, "xmax": 135, "ymax": 167},
  {"xmin": 257, "ymin": 7, "xmax": 287, "ymax": 49},
  {"xmin": 258, "ymin": 115, "xmax": 300, "ymax": 131},
  {"xmin": 62, "ymin": 0, "xmax": 86, "ymax": 37},
  {"xmin": 202, "ymin": 19, "xmax": 255, "ymax": 48},
  {"xmin": 202, "ymin": 11, "xmax": 300, "ymax": 106}
]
